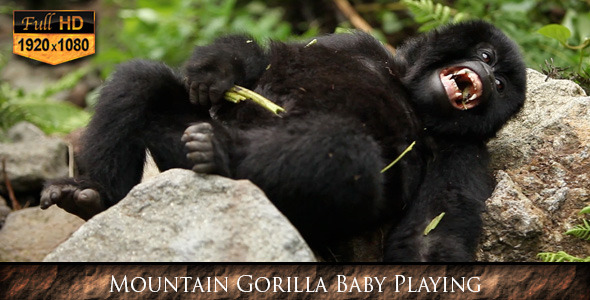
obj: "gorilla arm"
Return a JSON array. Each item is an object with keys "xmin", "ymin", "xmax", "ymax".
[{"xmin": 385, "ymin": 139, "xmax": 494, "ymax": 262}]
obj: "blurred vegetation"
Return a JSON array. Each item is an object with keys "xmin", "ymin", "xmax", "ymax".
[
  {"xmin": 94, "ymin": 0, "xmax": 320, "ymax": 77},
  {"xmin": 0, "ymin": 68, "xmax": 92, "ymax": 137},
  {"xmin": 0, "ymin": 0, "xmax": 589, "ymax": 135}
]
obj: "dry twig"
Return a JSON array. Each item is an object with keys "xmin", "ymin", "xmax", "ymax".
[
  {"xmin": 333, "ymin": 0, "xmax": 396, "ymax": 54},
  {"xmin": 2, "ymin": 158, "xmax": 21, "ymax": 210}
]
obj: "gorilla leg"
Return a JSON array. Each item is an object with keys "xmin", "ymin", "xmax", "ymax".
[
  {"xmin": 183, "ymin": 114, "xmax": 387, "ymax": 243},
  {"xmin": 41, "ymin": 60, "xmax": 207, "ymax": 220}
]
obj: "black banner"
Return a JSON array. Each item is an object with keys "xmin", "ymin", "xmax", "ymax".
[{"xmin": 1, "ymin": 264, "xmax": 588, "ymax": 299}]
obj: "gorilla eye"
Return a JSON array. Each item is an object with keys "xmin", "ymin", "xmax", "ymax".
[
  {"xmin": 495, "ymin": 78, "xmax": 504, "ymax": 91},
  {"xmin": 481, "ymin": 51, "xmax": 493, "ymax": 64}
]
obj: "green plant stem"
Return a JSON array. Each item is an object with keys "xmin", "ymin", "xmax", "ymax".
[
  {"xmin": 579, "ymin": 48, "xmax": 585, "ymax": 73},
  {"xmin": 381, "ymin": 141, "xmax": 416, "ymax": 173},
  {"xmin": 224, "ymin": 85, "xmax": 285, "ymax": 115},
  {"xmin": 563, "ymin": 38, "xmax": 590, "ymax": 50}
]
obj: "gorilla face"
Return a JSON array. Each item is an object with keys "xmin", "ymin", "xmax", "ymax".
[{"xmin": 398, "ymin": 21, "xmax": 527, "ymax": 139}]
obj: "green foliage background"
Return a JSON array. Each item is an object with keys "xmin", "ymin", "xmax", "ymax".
[
  {"xmin": 95, "ymin": 0, "xmax": 319, "ymax": 77},
  {"xmin": 1, "ymin": 0, "xmax": 589, "ymax": 133}
]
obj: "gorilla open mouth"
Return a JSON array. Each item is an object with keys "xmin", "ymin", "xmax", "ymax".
[{"xmin": 439, "ymin": 67, "xmax": 483, "ymax": 110}]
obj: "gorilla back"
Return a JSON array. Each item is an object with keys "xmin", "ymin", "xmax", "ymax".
[{"xmin": 41, "ymin": 21, "xmax": 526, "ymax": 262}]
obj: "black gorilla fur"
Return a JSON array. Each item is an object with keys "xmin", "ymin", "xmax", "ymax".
[{"xmin": 41, "ymin": 21, "xmax": 526, "ymax": 261}]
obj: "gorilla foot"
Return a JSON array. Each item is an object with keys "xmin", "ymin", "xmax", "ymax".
[
  {"xmin": 182, "ymin": 122, "xmax": 217, "ymax": 174},
  {"xmin": 40, "ymin": 184, "xmax": 104, "ymax": 221}
]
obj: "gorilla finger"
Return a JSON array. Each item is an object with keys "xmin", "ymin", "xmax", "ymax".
[
  {"xmin": 182, "ymin": 125, "xmax": 212, "ymax": 144},
  {"xmin": 40, "ymin": 185, "xmax": 75, "ymax": 208},
  {"xmin": 192, "ymin": 162, "xmax": 216, "ymax": 174},
  {"xmin": 183, "ymin": 133, "xmax": 211, "ymax": 144},
  {"xmin": 185, "ymin": 122, "xmax": 213, "ymax": 134},
  {"xmin": 185, "ymin": 141, "xmax": 213, "ymax": 152},
  {"xmin": 187, "ymin": 151, "xmax": 214, "ymax": 163}
]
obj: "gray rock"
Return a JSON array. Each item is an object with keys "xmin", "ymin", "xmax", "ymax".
[
  {"xmin": 0, "ymin": 122, "xmax": 69, "ymax": 193},
  {"xmin": 0, "ymin": 195, "xmax": 10, "ymax": 228},
  {"xmin": 479, "ymin": 69, "xmax": 590, "ymax": 261},
  {"xmin": 489, "ymin": 69, "xmax": 588, "ymax": 170},
  {"xmin": 44, "ymin": 169, "xmax": 316, "ymax": 262},
  {"xmin": 478, "ymin": 171, "xmax": 545, "ymax": 261},
  {"xmin": 7, "ymin": 122, "xmax": 46, "ymax": 142},
  {"xmin": 0, "ymin": 205, "xmax": 84, "ymax": 261}
]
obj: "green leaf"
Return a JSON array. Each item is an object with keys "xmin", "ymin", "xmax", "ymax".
[
  {"xmin": 424, "ymin": 212, "xmax": 445, "ymax": 236},
  {"xmin": 381, "ymin": 11, "xmax": 403, "ymax": 34},
  {"xmin": 334, "ymin": 27, "xmax": 355, "ymax": 34},
  {"xmin": 580, "ymin": 206, "xmax": 590, "ymax": 215},
  {"xmin": 453, "ymin": 12, "xmax": 467, "ymax": 23},
  {"xmin": 537, "ymin": 24, "xmax": 571, "ymax": 45}
]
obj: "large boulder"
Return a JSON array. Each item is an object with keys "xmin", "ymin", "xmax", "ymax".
[
  {"xmin": 479, "ymin": 69, "xmax": 590, "ymax": 261},
  {"xmin": 44, "ymin": 169, "xmax": 316, "ymax": 262}
]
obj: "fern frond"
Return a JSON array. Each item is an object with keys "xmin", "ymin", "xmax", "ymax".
[
  {"xmin": 537, "ymin": 251, "xmax": 589, "ymax": 262},
  {"xmin": 0, "ymin": 102, "xmax": 26, "ymax": 133},
  {"xmin": 19, "ymin": 101, "xmax": 91, "ymax": 134},
  {"xmin": 401, "ymin": 0, "xmax": 470, "ymax": 32},
  {"xmin": 0, "ymin": 79, "xmax": 91, "ymax": 135},
  {"xmin": 565, "ymin": 219, "xmax": 590, "ymax": 241}
]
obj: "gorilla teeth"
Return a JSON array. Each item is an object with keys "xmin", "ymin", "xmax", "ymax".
[{"xmin": 439, "ymin": 67, "xmax": 483, "ymax": 110}]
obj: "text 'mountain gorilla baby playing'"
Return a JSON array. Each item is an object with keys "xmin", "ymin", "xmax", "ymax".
[{"xmin": 41, "ymin": 20, "xmax": 526, "ymax": 262}]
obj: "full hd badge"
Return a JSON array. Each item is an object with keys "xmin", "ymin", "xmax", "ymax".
[{"xmin": 13, "ymin": 10, "xmax": 95, "ymax": 65}]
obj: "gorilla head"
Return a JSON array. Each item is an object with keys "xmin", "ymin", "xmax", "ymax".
[{"xmin": 397, "ymin": 21, "xmax": 527, "ymax": 139}]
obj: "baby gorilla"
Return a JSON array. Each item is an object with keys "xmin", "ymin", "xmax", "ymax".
[{"xmin": 41, "ymin": 21, "xmax": 526, "ymax": 261}]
